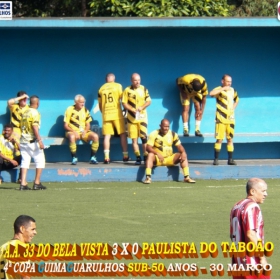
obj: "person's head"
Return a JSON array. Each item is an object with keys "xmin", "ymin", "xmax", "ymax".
[
  {"xmin": 159, "ymin": 119, "xmax": 170, "ymax": 135},
  {"xmin": 191, "ymin": 79, "xmax": 203, "ymax": 92},
  {"xmin": 3, "ymin": 124, "xmax": 13, "ymax": 139},
  {"xmin": 246, "ymin": 178, "xmax": 268, "ymax": 204},
  {"xmin": 17, "ymin": 91, "xmax": 28, "ymax": 108},
  {"xmin": 106, "ymin": 73, "xmax": 115, "ymax": 83},
  {"xmin": 74, "ymin": 94, "xmax": 85, "ymax": 110},
  {"xmin": 29, "ymin": 95, "xmax": 39, "ymax": 109},
  {"xmin": 13, "ymin": 215, "xmax": 37, "ymax": 243},
  {"xmin": 221, "ymin": 74, "xmax": 232, "ymax": 87},
  {"xmin": 131, "ymin": 73, "xmax": 141, "ymax": 89}
]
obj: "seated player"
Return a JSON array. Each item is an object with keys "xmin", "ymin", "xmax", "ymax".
[
  {"xmin": 0, "ymin": 124, "xmax": 21, "ymax": 184},
  {"xmin": 64, "ymin": 94, "xmax": 99, "ymax": 165},
  {"xmin": 143, "ymin": 119, "xmax": 196, "ymax": 184}
]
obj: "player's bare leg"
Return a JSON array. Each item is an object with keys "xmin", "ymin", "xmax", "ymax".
[
  {"xmin": 20, "ymin": 168, "xmax": 30, "ymax": 190},
  {"xmin": 103, "ymin": 134, "xmax": 111, "ymax": 164},
  {"xmin": 120, "ymin": 132, "xmax": 129, "ymax": 162},
  {"xmin": 143, "ymin": 153, "xmax": 156, "ymax": 184},
  {"xmin": 194, "ymin": 102, "xmax": 203, "ymax": 137},
  {"xmin": 132, "ymin": 138, "xmax": 141, "ymax": 165},
  {"xmin": 182, "ymin": 105, "xmax": 190, "ymax": 136},
  {"xmin": 175, "ymin": 153, "xmax": 195, "ymax": 183}
]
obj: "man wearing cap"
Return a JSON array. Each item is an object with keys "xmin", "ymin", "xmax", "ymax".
[{"xmin": 176, "ymin": 74, "xmax": 208, "ymax": 137}]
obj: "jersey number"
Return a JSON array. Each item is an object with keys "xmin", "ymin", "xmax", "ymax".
[{"xmin": 103, "ymin": 93, "xmax": 113, "ymax": 103}]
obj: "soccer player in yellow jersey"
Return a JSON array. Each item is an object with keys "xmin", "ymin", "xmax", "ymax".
[
  {"xmin": 98, "ymin": 73, "xmax": 129, "ymax": 164},
  {"xmin": 7, "ymin": 91, "xmax": 29, "ymax": 140},
  {"xmin": 64, "ymin": 94, "xmax": 99, "ymax": 165},
  {"xmin": 210, "ymin": 74, "xmax": 239, "ymax": 166},
  {"xmin": 20, "ymin": 96, "xmax": 46, "ymax": 190},
  {"xmin": 176, "ymin": 74, "xmax": 208, "ymax": 137},
  {"xmin": 0, "ymin": 124, "xmax": 21, "ymax": 184},
  {"xmin": 0, "ymin": 215, "xmax": 37, "ymax": 279},
  {"xmin": 143, "ymin": 119, "xmax": 195, "ymax": 184},
  {"xmin": 122, "ymin": 73, "xmax": 151, "ymax": 165}
]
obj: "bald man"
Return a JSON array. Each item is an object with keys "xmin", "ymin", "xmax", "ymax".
[
  {"xmin": 230, "ymin": 178, "xmax": 270, "ymax": 279},
  {"xmin": 122, "ymin": 73, "xmax": 151, "ymax": 165}
]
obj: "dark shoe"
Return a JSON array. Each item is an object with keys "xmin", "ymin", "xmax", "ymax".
[
  {"xmin": 213, "ymin": 159, "xmax": 219, "ymax": 165},
  {"xmin": 33, "ymin": 183, "xmax": 47, "ymax": 190},
  {"xmin": 104, "ymin": 159, "xmax": 110, "ymax": 164},
  {"xmin": 123, "ymin": 156, "xmax": 130, "ymax": 162},
  {"xmin": 195, "ymin": 130, "xmax": 203, "ymax": 137},
  {"xmin": 20, "ymin": 184, "xmax": 31, "ymax": 191},
  {"xmin": 228, "ymin": 159, "xmax": 237, "ymax": 165},
  {"xmin": 135, "ymin": 156, "xmax": 142, "ymax": 165},
  {"xmin": 90, "ymin": 156, "xmax": 98, "ymax": 164},
  {"xmin": 183, "ymin": 130, "xmax": 189, "ymax": 137}
]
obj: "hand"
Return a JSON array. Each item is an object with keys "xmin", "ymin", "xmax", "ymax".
[
  {"xmin": 157, "ymin": 153, "xmax": 164, "ymax": 163},
  {"xmin": 38, "ymin": 141, "xmax": 44, "ymax": 150},
  {"xmin": 10, "ymin": 159, "xmax": 19, "ymax": 167},
  {"xmin": 137, "ymin": 106, "xmax": 143, "ymax": 112},
  {"xmin": 195, "ymin": 109, "xmax": 202, "ymax": 118}
]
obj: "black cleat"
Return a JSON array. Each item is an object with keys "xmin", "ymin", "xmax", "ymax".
[
  {"xmin": 213, "ymin": 159, "xmax": 219, "ymax": 166},
  {"xmin": 183, "ymin": 130, "xmax": 189, "ymax": 137},
  {"xmin": 135, "ymin": 156, "xmax": 142, "ymax": 165},
  {"xmin": 20, "ymin": 184, "xmax": 31, "ymax": 191},
  {"xmin": 195, "ymin": 130, "xmax": 203, "ymax": 137},
  {"xmin": 123, "ymin": 156, "xmax": 130, "ymax": 162},
  {"xmin": 33, "ymin": 183, "xmax": 47, "ymax": 190},
  {"xmin": 228, "ymin": 159, "xmax": 237, "ymax": 165}
]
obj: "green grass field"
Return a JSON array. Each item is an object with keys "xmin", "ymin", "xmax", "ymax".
[{"xmin": 1, "ymin": 179, "xmax": 279, "ymax": 278}]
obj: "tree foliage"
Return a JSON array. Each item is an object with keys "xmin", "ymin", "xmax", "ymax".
[
  {"xmin": 89, "ymin": 0, "xmax": 231, "ymax": 17},
  {"xmin": 13, "ymin": 0, "xmax": 88, "ymax": 17},
  {"xmin": 230, "ymin": 0, "xmax": 278, "ymax": 16}
]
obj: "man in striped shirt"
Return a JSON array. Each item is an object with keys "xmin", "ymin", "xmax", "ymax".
[{"xmin": 230, "ymin": 178, "xmax": 269, "ymax": 279}]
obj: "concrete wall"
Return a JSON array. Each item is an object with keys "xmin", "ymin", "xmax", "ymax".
[{"xmin": 0, "ymin": 18, "xmax": 279, "ymax": 161}]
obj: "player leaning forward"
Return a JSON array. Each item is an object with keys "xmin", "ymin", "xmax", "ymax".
[{"xmin": 143, "ymin": 119, "xmax": 195, "ymax": 184}]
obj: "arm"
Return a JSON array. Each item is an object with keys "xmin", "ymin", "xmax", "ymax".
[
  {"xmin": 7, "ymin": 94, "xmax": 29, "ymax": 108},
  {"xmin": 209, "ymin": 86, "xmax": 231, "ymax": 97},
  {"xmin": 246, "ymin": 230, "xmax": 267, "ymax": 265},
  {"xmin": 137, "ymin": 100, "xmax": 151, "ymax": 112},
  {"xmin": 122, "ymin": 102, "xmax": 137, "ymax": 114},
  {"xmin": 32, "ymin": 125, "xmax": 44, "ymax": 150},
  {"xmin": 0, "ymin": 152, "xmax": 19, "ymax": 166},
  {"xmin": 146, "ymin": 144, "xmax": 164, "ymax": 163},
  {"xmin": 176, "ymin": 144, "xmax": 187, "ymax": 162}
]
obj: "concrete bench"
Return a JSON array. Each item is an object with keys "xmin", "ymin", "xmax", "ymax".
[{"xmin": 42, "ymin": 132, "xmax": 280, "ymax": 146}]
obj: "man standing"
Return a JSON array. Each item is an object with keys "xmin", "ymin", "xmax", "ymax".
[
  {"xmin": 20, "ymin": 95, "xmax": 46, "ymax": 190},
  {"xmin": 176, "ymin": 74, "xmax": 208, "ymax": 137},
  {"xmin": 0, "ymin": 215, "xmax": 37, "ymax": 279},
  {"xmin": 7, "ymin": 91, "xmax": 29, "ymax": 140},
  {"xmin": 64, "ymin": 94, "xmax": 99, "ymax": 165},
  {"xmin": 230, "ymin": 178, "xmax": 270, "ymax": 279},
  {"xmin": 98, "ymin": 73, "xmax": 129, "ymax": 164},
  {"xmin": 0, "ymin": 124, "xmax": 21, "ymax": 184},
  {"xmin": 210, "ymin": 74, "xmax": 239, "ymax": 166},
  {"xmin": 143, "ymin": 119, "xmax": 195, "ymax": 184},
  {"xmin": 122, "ymin": 73, "xmax": 151, "ymax": 165}
]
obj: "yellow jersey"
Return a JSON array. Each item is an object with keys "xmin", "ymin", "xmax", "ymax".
[
  {"xmin": 122, "ymin": 85, "xmax": 151, "ymax": 123},
  {"xmin": 64, "ymin": 105, "xmax": 92, "ymax": 132},
  {"xmin": 20, "ymin": 108, "xmax": 41, "ymax": 144},
  {"xmin": 147, "ymin": 129, "xmax": 181, "ymax": 158},
  {"xmin": 98, "ymin": 82, "xmax": 124, "ymax": 121}
]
